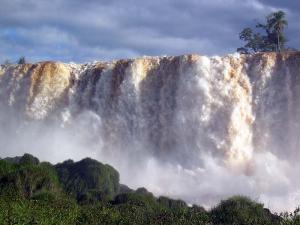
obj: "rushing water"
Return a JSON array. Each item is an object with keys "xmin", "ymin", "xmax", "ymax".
[{"xmin": 1, "ymin": 52, "xmax": 300, "ymax": 211}]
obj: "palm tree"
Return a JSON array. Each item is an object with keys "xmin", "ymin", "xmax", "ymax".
[{"xmin": 266, "ymin": 11, "xmax": 288, "ymax": 52}]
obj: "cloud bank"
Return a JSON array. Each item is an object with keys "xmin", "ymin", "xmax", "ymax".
[{"xmin": 0, "ymin": 0, "xmax": 298, "ymax": 63}]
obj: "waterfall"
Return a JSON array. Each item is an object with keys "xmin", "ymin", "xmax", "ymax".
[{"xmin": 1, "ymin": 52, "xmax": 300, "ymax": 211}]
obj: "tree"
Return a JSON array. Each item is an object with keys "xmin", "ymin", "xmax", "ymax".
[
  {"xmin": 17, "ymin": 56, "xmax": 26, "ymax": 64},
  {"xmin": 237, "ymin": 27, "xmax": 267, "ymax": 54},
  {"xmin": 210, "ymin": 196, "xmax": 280, "ymax": 225},
  {"xmin": 266, "ymin": 10, "xmax": 288, "ymax": 52},
  {"xmin": 238, "ymin": 10, "xmax": 288, "ymax": 53}
]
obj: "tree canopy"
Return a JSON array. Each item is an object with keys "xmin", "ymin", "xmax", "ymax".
[
  {"xmin": 238, "ymin": 10, "xmax": 289, "ymax": 54},
  {"xmin": 0, "ymin": 153, "xmax": 300, "ymax": 224}
]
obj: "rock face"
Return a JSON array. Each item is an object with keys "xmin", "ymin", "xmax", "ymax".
[{"xmin": 1, "ymin": 52, "xmax": 300, "ymax": 210}]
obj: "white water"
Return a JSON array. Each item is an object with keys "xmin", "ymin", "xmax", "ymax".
[{"xmin": 1, "ymin": 53, "xmax": 300, "ymax": 211}]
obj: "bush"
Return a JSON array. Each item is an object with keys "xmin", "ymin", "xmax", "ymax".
[
  {"xmin": 210, "ymin": 196, "xmax": 280, "ymax": 225},
  {"xmin": 55, "ymin": 158, "xmax": 120, "ymax": 202}
]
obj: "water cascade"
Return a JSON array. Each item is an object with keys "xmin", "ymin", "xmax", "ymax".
[{"xmin": 1, "ymin": 52, "xmax": 300, "ymax": 211}]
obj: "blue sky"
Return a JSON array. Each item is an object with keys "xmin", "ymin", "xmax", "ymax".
[{"xmin": 0, "ymin": 0, "xmax": 299, "ymax": 63}]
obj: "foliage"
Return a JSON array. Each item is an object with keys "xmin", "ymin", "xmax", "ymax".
[
  {"xmin": 55, "ymin": 158, "xmax": 120, "ymax": 202},
  {"xmin": 17, "ymin": 56, "xmax": 26, "ymax": 64},
  {"xmin": 279, "ymin": 207, "xmax": 300, "ymax": 225},
  {"xmin": 210, "ymin": 196, "xmax": 281, "ymax": 225},
  {"xmin": 0, "ymin": 192, "xmax": 79, "ymax": 225},
  {"xmin": 0, "ymin": 154, "xmax": 299, "ymax": 225},
  {"xmin": 238, "ymin": 10, "xmax": 289, "ymax": 54},
  {"xmin": 0, "ymin": 155, "xmax": 60, "ymax": 199}
]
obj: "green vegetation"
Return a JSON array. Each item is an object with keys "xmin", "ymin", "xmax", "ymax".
[
  {"xmin": 0, "ymin": 153, "xmax": 299, "ymax": 224},
  {"xmin": 238, "ymin": 10, "xmax": 292, "ymax": 54},
  {"xmin": 55, "ymin": 158, "xmax": 119, "ymax": 202},
  {"xmin": 210, "ymin": 196, "xmax": 281, "ymax": 225}
]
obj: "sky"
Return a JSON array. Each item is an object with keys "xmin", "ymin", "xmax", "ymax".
[{"xmin": 0, "ymin": 0, "xmax": 299, "ymax": 63}]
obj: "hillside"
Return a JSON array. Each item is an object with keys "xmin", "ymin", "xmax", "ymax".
[{"xmin": 1, "ymin": 153, "xmax": 299, "ymax": 225}]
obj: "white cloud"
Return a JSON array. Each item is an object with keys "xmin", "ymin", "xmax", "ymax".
[{"xmin": 0, "ymin": 0, "xmax": 297, "ymax": 62}]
